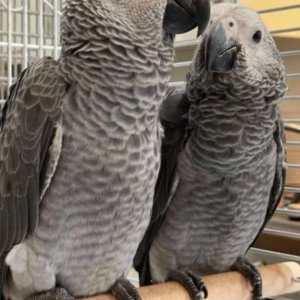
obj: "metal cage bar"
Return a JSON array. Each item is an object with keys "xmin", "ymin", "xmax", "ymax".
[{"xmin": 0, "ymin": 0, "xmax": 62, "ymax": 99}]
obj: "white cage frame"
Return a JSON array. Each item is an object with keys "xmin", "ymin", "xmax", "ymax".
[{"xmin": 0, "ymin": 0, "xmax": 62, "ymax": 98}]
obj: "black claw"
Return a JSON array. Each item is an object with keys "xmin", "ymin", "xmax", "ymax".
[
  {"xmin": 186, "ymin": 271, "xmax": 208, "ymax": 299},
  {"xmin": 232, "ymin": 257, "xmax": 263, "ymax": 300},
  {"xmin": 111, "ymin": 277, "xmax": 141, "ymax": 300},
  {"xmin": 167, "ymin": 270, "xmax": 208, "ymax": 300},
  {"xmin": 26, "ymin": 288, "xmax": 75, "ymax": 300}
]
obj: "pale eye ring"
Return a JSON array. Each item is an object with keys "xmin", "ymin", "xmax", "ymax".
[{"xmin": 253, "ymin": 30, "xmax": 262, "ymax": 43}]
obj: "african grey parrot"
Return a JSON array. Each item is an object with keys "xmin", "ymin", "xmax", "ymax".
[
  {"xmin": 0, "ymin": 1, "xmax": 211, "ymax": 300},
  {"xmin": 134, "ymin": 3, "xmax": 287, "ymax": 300}
]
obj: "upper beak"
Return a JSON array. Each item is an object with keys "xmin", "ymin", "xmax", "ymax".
[
  {"xmin": 163, "ymin": 0, "xmax": 210, "ymax": 36},
  {"xmin": 205, "ymin": 21, "xmax": 240, "ymax": 73}
]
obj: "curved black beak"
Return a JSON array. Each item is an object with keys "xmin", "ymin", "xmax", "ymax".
[
  {"xmin": 163, "ymin": 0, "xmax": 210, "ymax": 36},
  {"xmin": 206, "ymin": 22, "xmax": 239, "ymax": 73}
]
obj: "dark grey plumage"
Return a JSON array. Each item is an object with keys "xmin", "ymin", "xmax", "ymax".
[
  {"xmin": 0, "ymin": 1, "xmax": 211, "ymax": 299},
  {"xmin": 134, "ymin": 3, "xmax": 287, "ymax": 300}
]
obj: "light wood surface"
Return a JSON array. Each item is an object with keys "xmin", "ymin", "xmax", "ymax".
[{"xmin": 289, "ymin": 203, "xmax": 300, "ymax": 210}]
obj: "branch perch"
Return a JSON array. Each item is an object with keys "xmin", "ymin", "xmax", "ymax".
[{"xmin": 82, "ymin": 262, "xmax": 300, "ymax": 300}]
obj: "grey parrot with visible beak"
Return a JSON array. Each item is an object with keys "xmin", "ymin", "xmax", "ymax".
[
  {"xmin": 0, "ymin": 1, "xmax": 210, "ymax": 300},
  {"xmin": 134, "ymin": 3, "xmax": 287, "ymax": 300}
]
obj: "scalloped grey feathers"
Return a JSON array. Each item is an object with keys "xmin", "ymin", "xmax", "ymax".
[
  {"xmin": 0, "ymin": 0, "xmax": 211, "ymax": 298},
  {"xmin": 0, "ymin": 57, "xmax": 67, "ymax": 251},
  {"xmin": 0, "ymin": 57, "xmax": 67, "ymax": 292},
  {"xmin": 134, "ymin": 3, "xmax": 287, "ymax": 285}
]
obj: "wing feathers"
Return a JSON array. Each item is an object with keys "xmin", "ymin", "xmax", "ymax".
[
  {"xmin": 6, "ymin": 197, "xmax": 17, "ymax": 250},
  {"xmin": 0, "ymin": 206, "xmax": 8, "ymax": 255},
  {"xmin": 250, "ymin": 115, "xmax": 286, "ymax": 248},
  {"xmin": 0, "ymin": 57, "xmax": 68, "ymax": 291}
]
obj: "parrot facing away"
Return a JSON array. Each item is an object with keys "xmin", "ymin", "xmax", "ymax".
[
  {"xmin": 0, "ymin": 1, "xmax": 210, "ymax": 300},
  {"xmin": 134, "ymin": 3, "xmax": 287, "ymax": 300}
]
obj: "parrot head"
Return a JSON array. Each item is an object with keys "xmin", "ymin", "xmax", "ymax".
[{"xmin": 191, "ymin": 3, "xmax": 287, "ymax": 102}]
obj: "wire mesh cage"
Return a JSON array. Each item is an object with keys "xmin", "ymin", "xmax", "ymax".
[{"xmin": 0, "ymin": 0, "xmax": 62, "ymax": 99}]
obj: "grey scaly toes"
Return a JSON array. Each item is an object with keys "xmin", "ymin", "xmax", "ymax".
[
  {"xmin": 167, "ymin": 270, "xmax": 208, "ymax": 300},
  {"xmin": 232, "ymin": 257, "xmax": 263, "ymax": 300},
  {"xmin": 26, "ymin": 287, "xmax": 75, "ymax": 300},
  {"xmin": 111, "ymin": 277, "xmax": 141, "ymax": 300}
]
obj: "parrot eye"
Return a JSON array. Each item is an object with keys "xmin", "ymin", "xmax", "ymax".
[{"xmin": 252, "ymin": 30, "xmax": 262, "ymax": 43}]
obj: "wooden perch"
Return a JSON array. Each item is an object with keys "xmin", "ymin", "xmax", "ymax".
[{"xmin": 82, "ymin": 262, "xmax": 300, "ymax": 300}]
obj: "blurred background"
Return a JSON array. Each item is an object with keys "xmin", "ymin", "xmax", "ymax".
[{"xmin": 0, "ymin": 1, "xmax": 300, "ymax": 299}]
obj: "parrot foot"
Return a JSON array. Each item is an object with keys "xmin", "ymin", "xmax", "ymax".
[
  {"xmin": 26, "ymin": 287, "xmax": 75, "ymax": 300},
  {"xmin": 111, "ymin": 277, "xmax": 141, "ymax": 300},
  {"xmin": 167, "ymin": 270, "xmax": 208, "ymax": 300},
  {"xmin": 232, "ymin": 257, "xmax": 262, "ymax": 300}
]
